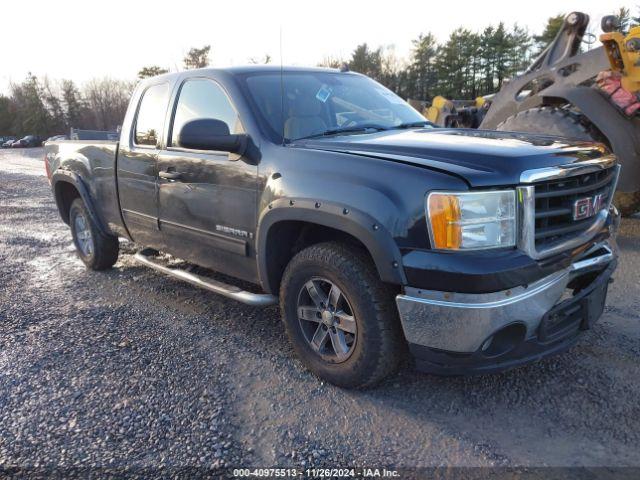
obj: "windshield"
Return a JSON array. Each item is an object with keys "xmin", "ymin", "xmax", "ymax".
[{"xmin": 241, "ymin": 71, "xmax": 430, "ymax": 142}]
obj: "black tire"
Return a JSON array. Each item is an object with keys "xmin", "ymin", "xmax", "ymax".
[
  {"xmin": 498, "ymin": 107, "xmax": 640, "ymax": 216},
  {"xmin": 496, "ymin": 106, "xmax": 597, "ymax": 140},
  {"xmin": 280, "ymin": 242, "xmax": 405, "ymax": 388},
  {"xmin": 69, "ymin": 198, "xmax": 119, "ymax": 270}
]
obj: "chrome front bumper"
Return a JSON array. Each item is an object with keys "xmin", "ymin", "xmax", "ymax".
[{"xmin": 395, "ymin": 240, "xmax": 617, "ymax": 353}]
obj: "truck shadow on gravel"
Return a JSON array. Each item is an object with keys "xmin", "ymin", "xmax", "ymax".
[
  {"xmin": 2, "ymin": 169, "xmax": 639, "ymax": 468},
  {"xmin": 89, "ymin": 221, "xmax": 640, "ymax": 464},
  {"xmin": 110, "ymin": 246, "xmax": 640, "ymax": 465}
]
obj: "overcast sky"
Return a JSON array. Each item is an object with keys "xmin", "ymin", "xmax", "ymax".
[{"xmin": 0, "ymin": 0, "xmax": 636, "ymax": 93}]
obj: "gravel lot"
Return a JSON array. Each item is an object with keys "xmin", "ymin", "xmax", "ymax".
[{"xmin": 1, "ymin": 148, "xmax": 639, "ymax": 476}]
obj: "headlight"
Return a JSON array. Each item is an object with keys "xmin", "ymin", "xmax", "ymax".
[{"xmin": 426, "ymin": 190, "xmax": 516, "ymax": 250}]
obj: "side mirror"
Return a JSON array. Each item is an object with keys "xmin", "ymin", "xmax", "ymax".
[{"xmin": 177, "ymin": 118, "xmax": 248, "ymax": 155}]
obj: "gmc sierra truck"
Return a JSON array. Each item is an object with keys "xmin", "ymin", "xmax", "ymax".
[{"xmin": 44, "ymin": 66, "xmax": 620, "ymax": 388}]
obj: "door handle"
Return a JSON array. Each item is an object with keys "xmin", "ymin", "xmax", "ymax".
[{"xmin": 159, "ymin": 170, "xmax": 182, "ymax": 180}]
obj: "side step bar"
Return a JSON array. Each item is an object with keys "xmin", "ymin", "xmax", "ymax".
[{"xmin": 133, "ymin": 249, "xmax": 278, "ymax": 307}]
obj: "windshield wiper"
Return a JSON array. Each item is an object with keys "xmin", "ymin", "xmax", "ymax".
[
  {"xmin": 293, "ymin": 124, "xmax": 387, "ymax": 141},
  {"xmin": 388, "ymin": 121, "xmax": 434, "ymax": 130}
]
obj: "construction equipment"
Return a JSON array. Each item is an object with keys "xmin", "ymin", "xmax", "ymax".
[
  {"xmin": 479, "ymin": 11, "xmax": 640, "ymax": 216},
  {"xmin": 425, "ymin": 96, "xmax": 489, "ymax": 128}
]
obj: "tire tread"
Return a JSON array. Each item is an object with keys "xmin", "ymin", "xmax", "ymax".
[
  {"xmin": 280, "ymin": 241, "xmax": 404, "ymax": 388},
  {"xmin": 70, "ymin": 198, "xmax": 119, "ymax": 270}
]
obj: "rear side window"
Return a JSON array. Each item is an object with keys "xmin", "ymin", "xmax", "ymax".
[
  {"xmin": 135, "ymin": 84, "xmax": 169, "ymax": 146},
  {"xmin": 170, "ymin": 79, "xmax": 240, "ymax": 147}
]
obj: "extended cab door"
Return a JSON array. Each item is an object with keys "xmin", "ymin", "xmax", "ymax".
[
  {"xmin": 156, "ymin": 78, "xmax": 259, "ymax": 283},
  {"xmin": 117, "ymin": 82, "xmax": 170, "ymax": 247}
]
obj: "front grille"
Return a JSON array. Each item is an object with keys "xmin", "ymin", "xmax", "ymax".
[{"xmin": 534, "ymin": 167, "xmax": 616, "ymax": 248}]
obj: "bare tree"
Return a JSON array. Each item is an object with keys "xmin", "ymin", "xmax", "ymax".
[
  {"xmin": 317, "ymin": 56, "xmax": 345, "ymax": 68},
  {"xmin": 248, "ymin": 54, "xmax": 272, "ymax": 64},
  {"xmin": 82, "ymin": 78, "xmax": 134, "ymax": 131}
]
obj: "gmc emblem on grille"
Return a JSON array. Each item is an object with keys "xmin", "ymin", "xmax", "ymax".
[{"xmin": 573, "ymin": 194, "xmax": 605, "ymax": 221}]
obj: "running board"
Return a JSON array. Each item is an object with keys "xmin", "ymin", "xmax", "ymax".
[{"xmin": 133, "ymin": 249, "xmax": 277, "ymax": 307}]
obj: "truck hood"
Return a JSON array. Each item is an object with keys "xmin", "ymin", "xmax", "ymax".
[{"xmin": 294, "ymin": 128, "xmax": 608, "ymax": 187}]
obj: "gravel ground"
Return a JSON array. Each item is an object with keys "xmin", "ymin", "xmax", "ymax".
[{"xmin": 0, "ymin": 148, "xmax": 639, "ymax": 477}]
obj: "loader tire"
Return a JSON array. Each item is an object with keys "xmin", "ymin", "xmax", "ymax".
[
  {"xmin": 496, "ymin": 106, "xmax": 597, "ymax": 141},
  {"xmin": 497, "ymin": 107, "xmax": 640, "ymax": 216}
]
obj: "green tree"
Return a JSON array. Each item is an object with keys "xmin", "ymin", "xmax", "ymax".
[
  {"xmin": 183, "ymin": 45, "xmax": 211, "ymax": 69},
  {"xmin": 0, "ymin": 95, "xmax": 13, "ymax": 135},
  {"xmin": 409, "ymin": 33, "xmax": 438, "ymax": 100},
  {"xmin": 348, "ymin": 43, "xmax": 382, "ymax": 80},
  {"xmin": 61, "ymin": 79, "xmax": 86, "ymax": 129},
  {"xmin": 435, "ymin": 28, "xmax": 483, "ymax": 98},
  {"xmin": 534, "ymin": 14, "xmax": 565, "ymax": 53},
  {"xmin": 508, "ymin": 25, "xmax": 533, "ymax": 76},
  {"xmin": 138, "ymin": 65, "xmax": 169, "ymax": 79},
  {"xmin": 42, "ymin": 77, "xmax": 66, "ymax": 134},
  {"xmin": 10, "ymin": 73, "xmax": 52, "ymax": 136},
  {"xmin": 615, "ymin": 7, "xmax": 632, "ymax": 33}
]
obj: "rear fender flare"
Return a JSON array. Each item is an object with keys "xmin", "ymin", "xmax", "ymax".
[
  {"xmin": 51, "ymin": 170, "xmax": 112, "ymax": 237},
  {"xmin": 256, "ymin": 198, "xmax": 407, "ymax": 294}
]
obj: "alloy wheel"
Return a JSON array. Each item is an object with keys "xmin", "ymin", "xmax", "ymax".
[{"xmin": 296, "ymin": 277, "xmax": 357, "ymax": 363}]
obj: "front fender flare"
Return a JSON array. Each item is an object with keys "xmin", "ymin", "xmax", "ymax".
[
  {"xmin": 51, "ymin": 170, "xmax": 112, "ymax": 237},
  {"xmin": 256, "ymin": 198, "xmax": 407, "ymax": 294}
]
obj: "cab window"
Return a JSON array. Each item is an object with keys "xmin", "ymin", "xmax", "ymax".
[
  {"xmin": 170, "ymin": 79, "xmax": 240, "ymax": 147},
  {"xmin": 134, "ymin": 84, "xmax": 169, "ymax": 146}
]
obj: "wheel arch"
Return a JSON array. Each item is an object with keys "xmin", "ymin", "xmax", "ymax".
[
  {"xmin": 256, "ymin": 198, "xmax": 407, "ymax": 294},
  {"xmin": 51, "ymin": 171, "xmax": 112, "ymax": 236}
]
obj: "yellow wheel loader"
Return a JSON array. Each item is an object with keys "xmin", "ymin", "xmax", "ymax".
[{"xmin": 479, "ymin": 12, "xmax": 640, "ymax": 216}]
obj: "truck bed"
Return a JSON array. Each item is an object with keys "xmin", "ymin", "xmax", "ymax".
[{"xmin": 45, "ymin": 139, "xmax": 124, "ymax": 237}]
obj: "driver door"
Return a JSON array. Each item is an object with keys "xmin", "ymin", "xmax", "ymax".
[{"xmin": 157, "ymin": 77, "xmax": 258, "ymax": 282}]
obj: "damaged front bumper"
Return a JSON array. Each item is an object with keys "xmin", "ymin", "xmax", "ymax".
[{"xmin": 396, "ymin": 240, "xmax": 618, "ymax": 375}]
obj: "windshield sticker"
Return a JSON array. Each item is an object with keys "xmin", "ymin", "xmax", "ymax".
[
  {"xmin": 377, "ymin": 88, "xmax": 404, "ymax": 104},
  {"xmin": 316, "ymin": 86, "xmax": 332, "ymax": 103}
]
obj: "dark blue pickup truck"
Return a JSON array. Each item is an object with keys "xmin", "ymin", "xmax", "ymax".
[{"xmin": 44, "ymin": 66, "xmax": 619, "ymax": 388}]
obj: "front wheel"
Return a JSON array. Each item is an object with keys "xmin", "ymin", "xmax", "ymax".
[
  {"xmin": 69, "ymin": 198, "xmax": 119, "ymax": 270},
  {"xmin": 280, "ymin": 242, "xmax": 405, "ymax": 388}
]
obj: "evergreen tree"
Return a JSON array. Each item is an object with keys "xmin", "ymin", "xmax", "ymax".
[
  {"xmin": 534, "ymin": 14, "xmax": 565, "ymax": 53},
  {"xmin": 508, "ymin": 25, "xmax": 533, "ymax": 76},
  {"xmin": 183, "ymin": 45, "xmax": 211, "ymax": 69},
  {"xmin": 615, "ymin": 7, "xmax": 631, "ymax": 33},
  {"xmin": 409, "ymin": 33, "xmax": 438, "ymax": 100},
  {"xmin": 42, "ymin": 77, "xmax": 66, "ymax": 134},
  {"xmin": 348, "ymin": 44, "xmax": 382, "ymax": 80},
  {"xmin": 0, "ymin": 95, "xmax": 12, "ymax": 135},
  {"xmin": 138, "ymin": 66, "xmax": 169, "ymax": 79},
  {"xmin": 61, "ymin": 79, "xmax": 86, "ymax": 129},
  {"xmin": 10, "ymin": 73, "xmax": 51, "ymax": 136}
]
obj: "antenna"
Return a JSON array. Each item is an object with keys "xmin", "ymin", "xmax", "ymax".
[{"xmin": 280, "ymin": 26, "xmax": 285, "ymax": 146}]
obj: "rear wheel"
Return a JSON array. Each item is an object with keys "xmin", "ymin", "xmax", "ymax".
[
  {"xmin": 497, "ymin": 107, "xmax": 639, "ymax": 216},
  {"xmin": 69, "ymin": 198, "xmax": 119, "ymax": 270},
  {"xmin": 280, "ymin": 242, "xmax": 405, "ymax": 388}
]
